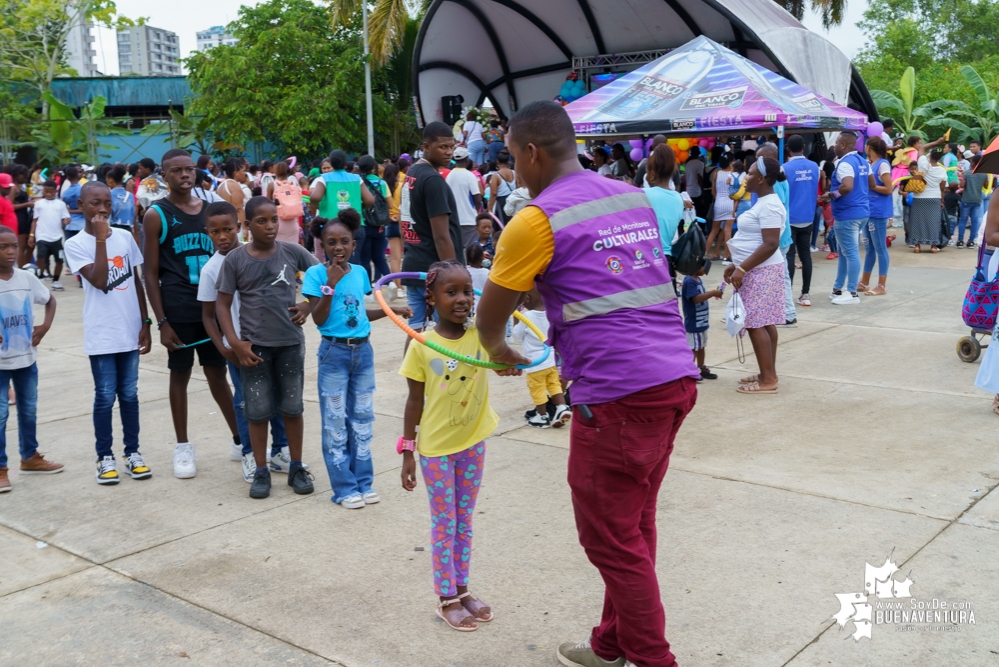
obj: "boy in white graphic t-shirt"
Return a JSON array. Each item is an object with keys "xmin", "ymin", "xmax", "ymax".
[{"xmin": 64, "ymin": 182, "xmax": 153, "ymax": 486}]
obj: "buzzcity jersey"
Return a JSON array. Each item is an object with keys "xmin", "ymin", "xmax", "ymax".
[{"xmin": 152, "ymin": 197, "xmax": 213, "ymax": 323}]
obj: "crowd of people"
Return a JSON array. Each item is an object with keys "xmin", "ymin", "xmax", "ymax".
[{"xmin": 0, "ymin": 103, "xmax": 995, "ymax": 666}]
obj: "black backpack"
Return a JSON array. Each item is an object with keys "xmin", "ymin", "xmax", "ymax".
[
  {"xmin": 671, "ymin": 219, "xmax": 706, "ymax": 276},
  {"xmin": 362, "ymin": 178, "xmax": 391, "ymax": 228}
]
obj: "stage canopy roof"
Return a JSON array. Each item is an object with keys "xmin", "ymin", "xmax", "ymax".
[
  {"xmin": 413, "ymin": 0, "xmax": 876, "ymax": 125},
  {"xmin": 566, "ymin": 36, "xmax": 868, "ymax": 136}
]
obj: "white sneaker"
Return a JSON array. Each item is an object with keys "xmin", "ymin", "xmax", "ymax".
[
  {"xmin": 241, "ymin": 452, "xmax": 255, "ymax": 483},
  {"xmin": 341, "ymin": 494, "xmax": 365, "ymax": 509},
  {"xmin": 831, "ymin": 292, "xmax": 861, "ymax": 305},
  {"xmin": 230, "ymin": 441, "xmax": 242, "ymax": 462},
  {"xmin": 552, "ymin": 404, "xmax": 572, "ymax": 428},
  {"xmin": 173, "ymin": 443, "xmax": 197, "ymax": 479},
  {"xmin": 810, "ymin": 245, "xmax": 820, "ymax": 253},
  {"xmin": 948, "ymin": 239, "xmax": 956, "ymax": 246},
  {"xmin": 396, "ymin": 287, "xmax": 406, "ymax": 300},
  {"xmin": 362, "ymin": 490, "xmax": 381, "ymax": 505},
  {"xmin": 797, "ymin": 294, "xmax": 811, "ymax": 307},
  {"xmin": 51, "ymin": 281, "xmax": 64, "ymax": 291},
  {"xmin": 829, "ymin": 290, "xmax": 842, "ymax": 300},
  {"xmin": 269, "ymin": 447, "xmax": 309, "ymax": 473}
]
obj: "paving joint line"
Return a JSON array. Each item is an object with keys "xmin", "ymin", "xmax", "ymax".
[
  {"xmin": 779, "ymin": 471, "xmax": 999, "ymax": 666},
  {"xmin": 0, "ymin": 521, "xmax": 346, "ymax": 666}
]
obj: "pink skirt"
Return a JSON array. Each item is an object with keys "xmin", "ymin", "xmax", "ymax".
[
  {"xmin": 740, "ymin": 263, "xmax": 785, "ymax": 329},
  {"xmin": 277, "ymin": 217, "xmax": 301, "ymax": 244}
]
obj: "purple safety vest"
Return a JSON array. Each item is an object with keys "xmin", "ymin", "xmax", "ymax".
[{"xmin": 531, "ymin": 170, "xmax": 698, "ymax": 405}]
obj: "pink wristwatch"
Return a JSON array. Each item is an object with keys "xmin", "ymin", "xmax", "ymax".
[
  {"xmin": 321, "ymin": 285, "xmax": 335, "ymax": 296},
  {"xmin": 396, "ymin": 436, "xmax": 416, "ymax": 454}
]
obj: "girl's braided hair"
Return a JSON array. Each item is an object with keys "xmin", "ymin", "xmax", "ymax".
[{"xmin": 424, "ymin": 259, "xmax": 470, "ymax": 324}]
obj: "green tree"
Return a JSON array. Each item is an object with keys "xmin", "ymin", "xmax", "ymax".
[
  {"xmin": 0, "ymin": 0, "xmax": 138, "ymax": 114},
  {"xmin": 186, "ymin": 0, "xmax": 404, "ymax": 158},
  {"xmin": 944, "ymin": 66, "xmax": 999, "ymax": 144},
  {"xmin": 868, "ymin": 67, "xmax": 958, "ymax": 140}
]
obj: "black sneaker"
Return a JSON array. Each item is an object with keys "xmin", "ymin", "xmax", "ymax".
[
  {"xmin": 777, "ymin": 319, "xmax": 798, "ymax": 327},
  {"xmin": 249, "ymin": 467, "xmax": 271, "ymax": 499},
  {"xmin": 700, "ymin": 366, "xmax": 718, "ymax": 380},
  {"xmin": 968, "ymin": 241, "xmax": 977, "ymax": 249},
  {"xmin": 288, "ymin": 466, "xmax": 314, "ymax": 495},
  {"xmin": 956, "ymin": 241, "xmax": 965, "ymax": 248},
  {"xmin": 526, "ymin": 412, "xmax": 551, "ymax": 428},
  {"xmin": 524, "ymin": 408, "xmax": 537, "ymax": 420}
]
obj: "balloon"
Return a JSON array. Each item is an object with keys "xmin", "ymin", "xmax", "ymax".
[
  {"xmin": 856, "ymin": 136, "xmax": 866, "ymax": 153},
  {"xmin": 629, "ymin": 138, "xmax": 643, "ymax": 149},
  {"xmin": 677, "ymin": 139, "xmax": 690, "ymax": 151},
  {"xmin": 867, "ymin": 121, "xmax": 883, "ymax": 138},
  {"xmin": 690, "ymin": 138, "xmax": 700, "ymax": 145},
  {"xmin": 676, "ymin": 150, "xmax": 688, "ymax": 162},
  {"xmin": 630, "ymin": 147, "xmax": 643, "ymax": 162},
  {"xmin": 645, "ymin": 138, "xmax": 655, "ymax": 150},
  {"xmin": 560, "ymin": 82, "xmax": 572, "ymax": 97},
  {"xmin": 668, "ymin": 138, "xmax": 680, "ymax": 146}
]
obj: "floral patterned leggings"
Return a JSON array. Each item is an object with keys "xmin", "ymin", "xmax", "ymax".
[{"xmin": 420, "ymin": 442, "xmax": 486, "ymax": 597}]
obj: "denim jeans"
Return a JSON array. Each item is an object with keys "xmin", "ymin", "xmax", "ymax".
[
  {"xmin": 811, "ymin": 206, "xmax": 823, "ymax": 247},
  {"xmin": 239, "ymin": 344, "xmax": 305, "ymax": 422},
  {"xmin": 228, "ymin": 361, "xmax": 287, "ymax": 457},
  {"xmin": 781, "ymin": 245, "xmax": 796, "ymax": 320},
  {"xmin": 0, "ymin": 364, "xmax": 38, "ymax": 468},
  {"xmin": 89, "ymin": 350, "xmax": 140, "ymax": 459},
  {"xmin": 832, "ymin": 217, "xmax": 866, "ymax": 294},
  {"xmin": 407, "ymin": 285, "xmax": 435, "ymax": 328},
  {"xmin": 957, "ymin": 202, "xmax": 983, "ymax": 243},
  {"xmin": 467, "ymin": 140, "xmax": 487, "ymax": 165},
  {"xmin": 862, "ymin": 217, "xmax": 890, "ymax": 277},
  {"xmin": 349, "ymin": 226, "xmax": 366, "ymax": 266},
  {"xmin": 360, "ymin": 225, "xmax": 390, "ymax": 282},
  {"xmin": 827, "ymin": 225, "xmax": 838, "ymax": 253},
  {"xmin": 317, "ymin": 339, "xmax": 376, "ymax": 502}
]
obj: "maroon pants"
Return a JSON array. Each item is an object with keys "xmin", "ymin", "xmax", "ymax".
[{"xmin": 568, "ymin": 378, "xmax": 697, "ymax": 667}]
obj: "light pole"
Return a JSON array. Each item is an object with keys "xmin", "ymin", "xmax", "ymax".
[{"xmin": 362, "ymin": 0, "xmax": 374, "ymax": 157}]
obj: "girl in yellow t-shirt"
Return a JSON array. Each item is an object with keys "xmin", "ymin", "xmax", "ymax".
[{"xmin": 399, "ymin": 259, "xmax": 499, "ymax": 632}]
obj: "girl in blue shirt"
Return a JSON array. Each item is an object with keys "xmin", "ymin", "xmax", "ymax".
[{"xmin": 303, "ymin": 209, "xmax": 411, "ymax": 509}]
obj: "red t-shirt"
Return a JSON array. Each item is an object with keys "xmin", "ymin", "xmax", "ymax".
[{"xmin": 0, "ymin": 197, "xmax": 16, "ymax": 232}]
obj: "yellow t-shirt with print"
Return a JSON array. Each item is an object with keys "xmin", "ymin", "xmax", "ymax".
[{"xmin": 399, "ymin": 328, "xmax": 499, "ymax": 458}]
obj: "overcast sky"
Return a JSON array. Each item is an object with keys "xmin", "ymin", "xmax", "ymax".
[{"xmin": 92, "ymin": 0, "xmax": 869, "ymax": 77}]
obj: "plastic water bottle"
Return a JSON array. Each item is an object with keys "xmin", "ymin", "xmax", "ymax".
[{"xmin": 584, "ymin": 46, "xmax": 714, "ymax": 120}]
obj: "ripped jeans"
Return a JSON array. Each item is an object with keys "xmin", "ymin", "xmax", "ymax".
[{"xmin": 317, "ymin": 338, "xmax": 376, "ymax": 503}]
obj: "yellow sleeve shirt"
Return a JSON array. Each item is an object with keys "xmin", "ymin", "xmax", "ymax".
[
  {"xmin": 488, "ymin": 205, "xmax": 555, "ymax": 293},
  {"xmin": 399, "ymin": 328, "xmax": 499, "ymax": 457}
]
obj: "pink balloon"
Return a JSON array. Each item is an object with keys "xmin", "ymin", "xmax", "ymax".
[
  {"xmin": 856, "ymin": 136, "xmax": 866, "ymax": 153},
  {"xmin": 630, "ymin": 147, "xmax": 643, "ymax": 162}
]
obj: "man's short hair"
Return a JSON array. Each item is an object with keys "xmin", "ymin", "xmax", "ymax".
[
  {"xmin": 161, "ymin": 148, "xmax": 191, "ymax": 164},
  {"xmin": 882, "ymin": 118, "xmax": 894, "ymax": 129},
  {"xmin": 139, "ymin": 157, "xmax": 155, "ymax": 170},
  {"xmin": 42, "ymin": 179, "xmax": 57, "ymax": 189},
  {"xmin": 786, "ymin": 134, "xmax": 805, "ymax": 153},
  {"xmin": 507, "ymin": 101, "xmax": 577, "ymax": 162},
  {"xmin": 422, "ymin": 121, "xmax": 454, "ymax": 144},
  {"xmin": 328, "ymin": 149, "xmax": 347, "ymax": 171},
  {"xmin": 205, "ymin": 200, "xmax": 238, "ymax": 222},
  {"xmin": 839, "ymin": 130, "xmax": 858, "ymax": 141},
  {"xmin": 80, "ymin": 180, "xmax": 110, "ymax": 197},
  {"xmin": 65, "ymin": 166, "xmax": 79, "ymax": 180}
]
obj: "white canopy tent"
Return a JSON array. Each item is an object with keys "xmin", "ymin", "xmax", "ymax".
[{"xmin": 413, "ymin": 0, "xmax": 876, "ymax": 124}]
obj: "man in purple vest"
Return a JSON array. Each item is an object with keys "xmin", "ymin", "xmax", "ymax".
[{"xmin": 477, "ymin": 101, "xmax": 699, "ymax": 667}]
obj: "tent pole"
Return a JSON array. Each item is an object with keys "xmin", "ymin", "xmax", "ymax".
[{"xmin": 777, "ymin": 125, "xmax": 785, "ymax": 162}]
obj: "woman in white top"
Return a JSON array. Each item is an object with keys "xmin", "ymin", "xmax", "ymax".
[
  {"xmin": 724, "ymin": 156, "xmax": 787, "ymax": 395},
  {"xmin": 909, "ymin": 149, "xmax": 947, "ymax": 253},
  {"xmin": 705, "ymin": 155, "xmax": 735, "ymax": 260},
  {"xmin": 461, "ymin": 111, "xmax": 487, "ymax": 166}
]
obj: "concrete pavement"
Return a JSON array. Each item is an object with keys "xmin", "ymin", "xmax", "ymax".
[{"xmin": 1, "ymin": 240, "xmax": 997, "ymax": 666}]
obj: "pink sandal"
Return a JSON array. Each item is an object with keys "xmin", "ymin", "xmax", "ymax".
[
  {"xmin": 436, "ymin": 598, "xmax": 478, "ymax": 632},
  {"xmin": 459, "ymin": 592, "xmax": 493, "ymax": 622}
]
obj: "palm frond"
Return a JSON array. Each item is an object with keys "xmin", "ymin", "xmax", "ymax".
[
  {"xmin": 368, "ymin": 0, "xmax": 408, "ymax": 66},
  {"xmin": 329, "ymin": 0, "xmax": 360, "ymax": 29}
]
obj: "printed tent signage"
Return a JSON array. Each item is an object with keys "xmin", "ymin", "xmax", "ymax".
[{"xmin": 565, "ymin": 36, "xmax": 868, "ymax": 136}]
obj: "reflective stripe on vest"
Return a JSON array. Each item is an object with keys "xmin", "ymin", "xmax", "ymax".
[
  {"xmin": 549, "ymin": 191, "xmax": 651, "ymax": 232},
  {"xmin": 563, "ymin": 282, "xmax": 677, "ymax": 323}
]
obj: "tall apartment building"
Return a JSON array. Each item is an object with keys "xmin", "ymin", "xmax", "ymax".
[
  {"xmin": 65, "ymin": 19, "xmax": 99, "ymax": 76},
  {"xmin": 196, "ymin": 26, "xmax": 237, "ymax": 51},
  {"xmin": 117, "ymin": 25, "xmax": 181, "ymax": 76}
]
